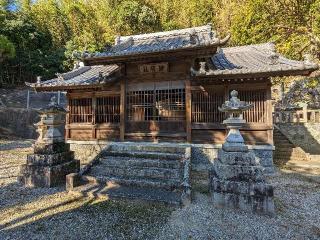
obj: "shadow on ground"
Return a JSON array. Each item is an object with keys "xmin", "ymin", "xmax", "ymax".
[
  {"xmin": 0, "ymin": 193, "xmax": 173, "ymax": 240},
  {"xmin": 0, "ymin": 182, "xmax": 64, "ymax": 209},
  {"xmin": 0, "ymin": 141, "xmax": 33, "ymax": 151}
]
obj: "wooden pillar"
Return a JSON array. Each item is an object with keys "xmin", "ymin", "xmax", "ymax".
[
  {"xmin": 65, "ymin": 93, "xmax": 70, "ymax": 139},
  {"xmin": 224, "ymin": 84, "xmax": 229, "ymax": 101},
  {"xmin": 266, "ymin": 82, "xmax": 273, "ymax": 145},
  {"xmin": 92, "ymin": 96, "xmax": 97, "ymax": 139},
  {"xmin": 120, "ymin": 79, "xmax": 126, "ymax": 141},
  {"xmin": 186, "ymin": 79, "xmax": 192, "ymax": 142}
]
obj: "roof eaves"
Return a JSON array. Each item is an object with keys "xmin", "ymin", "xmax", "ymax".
[
  {"xmin": 25, "ymin": 65, "xmax": 120, "ymax": 91},
  {"xmin": 193, "ymin": 64, "xmax": 318, "ymax": 78}
]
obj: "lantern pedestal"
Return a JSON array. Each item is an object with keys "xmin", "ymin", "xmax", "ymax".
[
  {"xmin": 211, "ymin": 90, "xmax": 275, "ymax": 215},
  {"xmin": 19, "ymin": 97, "xmax": 79, "ymax": 188}
]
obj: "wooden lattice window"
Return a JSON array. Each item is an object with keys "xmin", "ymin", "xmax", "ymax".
[
  {"xmin": 191, "ymin": 91, "xmax": 225, "ymax": 123},
  {"xmin": 238, "ymin": 89, "xmax": 266, "ymax": 123},
  {"xmin": 69, "ymin": 98, "xmax": 92, "ymax": 123},
  {"xmin": 127, "ymin": 88, "xmax": 185, "ymax": 121},
  {"xmin": 96, "ymin": 96, "xmax": 120, "ymax": 123}
]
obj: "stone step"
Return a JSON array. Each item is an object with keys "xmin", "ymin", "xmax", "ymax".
[
  {"xmin": 274, "ymin": 152, "xmax": 307, "ymax": 157},
  {"xmin": 274, "ymin": 154, "xmax": 307, "ymax": 158},
  {"xmin": 273, "ymin": 134, "xmax": 290, "ymax": 138},
  {"xmin": 274, "ymin": 147, "xmax": 302, "ymax": 150},
  {"xmin": 274, "ymin": 158, "xmax": 309, "ymax": 163},
  {"xmin": 274, "ymin": 142, "xmax": 293, "ymax": 146},
  {"xmin": 273, "ymin": 135, "xmax": 287, "ymax": 139},
  {"xmin": 274, "ymin": 150, "xmax": 297, "ymax": 154},
  {"xmin": 284, "ymin": 163, "xmax": 320, "ymax": 172},
  {"xmin": 273, "ymin": 133, "xmax": 289, "ymax": 137},
  {"xmin": 273, "ymin": 156, "xmax": 305, "ymax": 160},
  {"xmin": 274, "ymin": 143, "xmax": 293, "ymax": 146},
  {"xmin": 273, "ymin": 134, "xmax": 286, "ymax": 137},
  {"xmin": 107, "ymin": 143, "xmax": 186, "ymax": 154},
  {"xmin": 274, "ymin": 136, "xmax": 291, "ymax": 139},
  {"xmin": 88, "ymin": 164, "xmax": 181, "ymax": 180},
  {"xmin": 70, "ymin": 182, "xmax": 182, "ymax": 206},
  {"xmin": 83, "ymin": 174, "xmax": 182, "ymax": 190},
  {"xmin": 98, "ymin": 156, "xmax": 181, "ymax": 169},
  {"xmin": 274, "ymin": 151, "xmax": 307, "ymax": 156},
  {"xmin": 276, "ymin": 156, "xmax": 308, "ymax": 160},
  {"xmin": 309, "ymin": 155, "xmax": 320, "ymax": 161},
  {"xmin": 68, "ymin": 143, "xmax": 190, "ymax": 206},
  {"xmin": 274, "ymin": 143, "xmax": 295, "ymax": 147},
  {"xmin": 286, "ymin": 160, "xmax": 319, "ymax": 166},
  {"xmin": 274, "ymin": 150, "xmax": 305, "ymax": 155},
  {"xmin": 102, "ymin": 150, "xmax": 184, "ymax": 161},
  {"xmin": 273, "ymin": 135, "xmax": 286, "ymax": 139},
  {"xmin": 274, "ymin": 146, "xmax": 295, "ymax": 150},
  {"xmin": 274, "ymin": 152, "xmax": 303, "ymax": 156}
]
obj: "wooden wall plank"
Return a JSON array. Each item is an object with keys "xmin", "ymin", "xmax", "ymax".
[{"xmin": 266, "ymin": 79, "xmax": 273, "ymax": 145}]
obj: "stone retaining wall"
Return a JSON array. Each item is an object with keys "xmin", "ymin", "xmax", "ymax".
[
  {"xmin": 277, "ymin": 123, "xmax": 320, "ymax": 154},
  {"xmin": 0, "ymin": 107, "xmax": 39, "ymax": 139}
]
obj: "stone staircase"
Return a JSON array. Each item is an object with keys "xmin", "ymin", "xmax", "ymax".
[
  {"xmin": 273, "ymin": 127, "xmax": 310, "ymax": 169},
  {"xmin": 66, "ymin": 143, "xmax": 191, "ymax": 206}
]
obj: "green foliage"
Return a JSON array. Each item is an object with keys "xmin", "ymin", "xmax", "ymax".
[
  {"xmin": 113, "ymin": 0, "xmax": 160, "ymax": 35},
  {"xmin": 0, "ymin": 11, "xmax": 65, "ymax": 82},
  {"xmin": 0, "ymin": 35, "xmax": 15, "ymax": 61},
  {"xmin": 0, "ymin": 0, "xmax": 319, "ymax": 87}
]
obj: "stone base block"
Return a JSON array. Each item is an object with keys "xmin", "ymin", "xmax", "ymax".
[
  {"xmin": 66, "ymin": 173, "xmax": 83, "ymax": 191},
  {"xmin": 212, "ymin": 191, "xmax": 275, "ymax": 215},
  {"xmin": 218, "ymin": 150, "xmax": 259, "ymax": 165},
  {"xmin": 222, "ymin": 142, "xmax": 248, "ymax": 152},
  {"xmin": 211, "ymin": 178, "xmax": 273, "ymax": 196},
  {"xmin": 191, "ymin": 166, "xmax": 210, "ymax": 193},
  {"xmin": 27, "ymin": 151, "xmax": 74, "ymax": 166},
  {"xmin": 19, "ymin": 159, "xmax": 80, "ymax": 187},
  {"xmin": 33, "ymin": 142, "xmax": 70, "ymax": 154},
  {"xmin": 213, "ymin": 163, "xmax": 264, "ymax": 181}
]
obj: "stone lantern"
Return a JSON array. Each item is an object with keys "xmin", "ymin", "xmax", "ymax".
[
  {"xmin": 35, "ymin": 96, "xmax": 66, "ymax": 143},
  {"xmin": 19, "ymin": 97, "xmax": 80, "ymax": 187},
  {"xmin": 211, "ymin": 90, "xmax": 275, "ymax": 215},
  {"xmin": 218, "ymin": 90, "xmax": 253, "ymax": 152}
]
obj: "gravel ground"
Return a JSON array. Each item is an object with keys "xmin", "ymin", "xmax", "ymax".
[{"xmin": 0, "ymin": 139, "xmax": 319, "ymax": 240}]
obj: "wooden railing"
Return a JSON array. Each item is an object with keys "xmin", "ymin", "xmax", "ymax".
[{"xmin": 273, "ymin": 106, "xmax": 320, "ymax": 123}]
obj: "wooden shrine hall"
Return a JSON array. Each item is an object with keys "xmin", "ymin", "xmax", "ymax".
[{"xmin": 27, "ymin": 25, "xmax": 318, "ymax": 146}]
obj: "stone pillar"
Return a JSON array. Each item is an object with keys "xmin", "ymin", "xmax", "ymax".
[
  {"xmin": 19, "ymin": 97, "xmax": 80, "ymax": 187},
  {"xmin": 211, "ymin": 90, "xmax": 275, "ymax": 215}
]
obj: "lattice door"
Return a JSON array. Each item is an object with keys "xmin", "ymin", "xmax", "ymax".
[{"xmin": 126, "ymin": 82, "xmax": 186, "ymax": 133}]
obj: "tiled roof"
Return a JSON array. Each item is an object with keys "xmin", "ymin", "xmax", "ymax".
[
  {"xmin": 26, "ymin": 65, "xmax": 119, "ymax": 89},
  {"xmin": 87, "ymin": 25, "xmax": 225, "ymax": 58},
  {"xmin": 194, "ymin": 43, "xmax": 318, "ymax": 76},
  {"xmin": 27, "ymin": 42, "xmax": 318, "ymax": 91}
]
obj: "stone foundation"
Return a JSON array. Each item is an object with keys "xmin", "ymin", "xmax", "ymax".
[
  {"xmin": 211, "ymin": 148, "xmax": 275, "ymax": 215},
  {"xmin": 19, "ymin": 142, "xmax": 80, "ymax": 187},
  {"xmin": 67, "ymin": 140, "xmax": 274, "ymax": 192}
]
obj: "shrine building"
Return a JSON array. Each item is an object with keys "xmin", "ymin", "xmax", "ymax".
[{"xmin": 27, "ymin": 25, "xmax": 318, "ymax": 174}]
